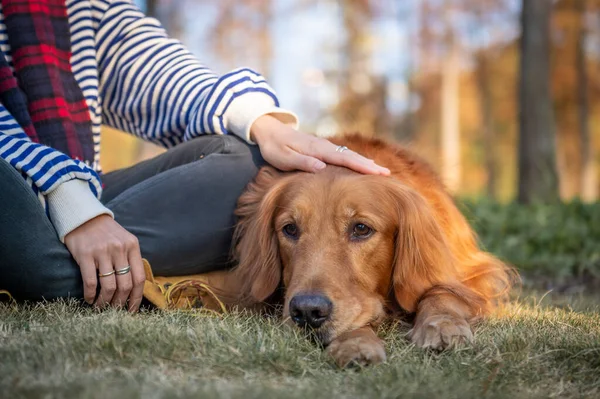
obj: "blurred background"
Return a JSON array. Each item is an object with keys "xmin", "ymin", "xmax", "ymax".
[{"xmin": 102, "ymin": 0, "xmax": 600, "ymax": 205}]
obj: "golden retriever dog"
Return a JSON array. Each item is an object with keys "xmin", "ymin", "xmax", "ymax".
[{"xmin": 199, "ymin": 134, "xmax": 514, "ymax": 368}]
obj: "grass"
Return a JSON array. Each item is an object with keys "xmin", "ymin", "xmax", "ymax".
[
  {"xmin": 2, "ymin": 201, "xmax": 599, "ymax": 398},
  {"xmin": 1, "ymin": 291, "xmax": 599, "ymax": 399}
]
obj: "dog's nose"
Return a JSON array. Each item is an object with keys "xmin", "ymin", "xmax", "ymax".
[{"xmin": 289, "ymin": 294, "xmax": 333, "ymax": 329}]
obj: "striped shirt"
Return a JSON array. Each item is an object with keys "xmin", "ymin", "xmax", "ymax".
[{"xmin": 0, "ymin": 0, "xmax": 296, "ymax": 239}]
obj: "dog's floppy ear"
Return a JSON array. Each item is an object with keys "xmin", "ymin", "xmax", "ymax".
[
  {"xmin": 385, "ymin": 181, "xmax": 459, "ymax": 312},
  {"xmin": 232, "ymin": 166, "xmax": 290, "ymax": 304}
]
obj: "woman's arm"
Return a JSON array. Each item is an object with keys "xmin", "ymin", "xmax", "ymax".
[
  {"xmin": 94, "ymin": 0, "xmax": 297, "ymax": 147},
  {"xmin": 93, "ymin": 0, "xmax": 389, "ymax": 175},
  {"xmin": 0, "ymin": 105, "xmax": 111, "ymax": 241},
  {"xmin": 0, "ymin": 103, "xmax": 145, "ymax": 312}
]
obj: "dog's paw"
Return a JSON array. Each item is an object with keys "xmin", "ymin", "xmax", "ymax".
[
  {"xmin": 327, "ymin": 331, "xmax": 386, "ymax": 368},
  {"xmin": 409, "ymin": 315, "xmax": 473, "ymax": 351}
]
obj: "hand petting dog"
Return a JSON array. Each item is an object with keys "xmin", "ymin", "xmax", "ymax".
[{"xmin": 250, "ymin": 115, "xmax": 390, "ymax": 176}]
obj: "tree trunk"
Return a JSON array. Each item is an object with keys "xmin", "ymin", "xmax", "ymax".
[
  {"xmin": 517, "ymin": 0, "xmax": 559, "ymax": 203},
  {"xmin": 576, "ymin": 0, "xmax": 598, "ymax": 201},
  {"xmin": 441, "ymin": 38, "xmax": 461, "ymax": 193},
  {"xmin": 473, "ymin": 0, "xmax": 496, "ymax": 199},
  {"xmin": 476, "ymin": 51, "xmax": 496, "ymax": 199},
  {"xmin": 146, "ymin": 0, "xmax": 158, "ymax": 18},
  {"xmin": 335, "ymin": 1, "xmax": 384, "ymax": 136}
]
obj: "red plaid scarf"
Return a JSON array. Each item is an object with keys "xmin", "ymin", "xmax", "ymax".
[{"xmin": 0, "ymin": 0, "xmax": 93, "ymax": 163}]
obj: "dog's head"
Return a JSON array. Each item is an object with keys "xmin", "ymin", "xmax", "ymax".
[{"xmin": 232, "ymin": 166, "xmax": 460, "ymax": 344}]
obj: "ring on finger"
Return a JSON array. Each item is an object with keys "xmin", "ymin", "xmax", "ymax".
[
  {"xmin": 115, "ymin": 265, "xmax": 131, "ymax": 275},
  {"xmin": 98, "ymin": 270, "xmax": 115, "ymax": 278},
  {"xmin": 335, "ymin": 145, "xmax": 349, "ymax": 153}
]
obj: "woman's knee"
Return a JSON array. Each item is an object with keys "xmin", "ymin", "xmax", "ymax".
[
  {"xmin": 188, "ymin": 135, "xmax": 266, "ymax": 193},
  {"xmin": 0, "ymin": 215, "xmax": 83, "ymax": 301},
  {"xmin": 0, "ymin": 159, "xmax": 83, "ymax": 301},
  {"xmin": 4, "ymin": 249, "xmax": 83, "ymax": 301},
  {"xmin": 221, "ymin": 135, "xmax": 265, "ymax": 168},
  {"xmin": 177, "ymin": 134, "xmax": 262, "ymax": 160}
]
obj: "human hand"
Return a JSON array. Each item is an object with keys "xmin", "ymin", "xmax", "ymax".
[
  {"xmin": 249, "ymin": 115, "xmax": 390, "ymax": 175},
  {"xmin": 64, "ymin": 215, "xmax": 145, "ymax": 312}
]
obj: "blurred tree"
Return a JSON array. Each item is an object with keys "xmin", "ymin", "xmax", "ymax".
[
  {"xmin": 146, "ymin": 0, "xmax": 158, "ymax": 17},
  {"xmin": 332, "ymin": 0, "xmax": 389, "ymax": 137},
  {"xmin": 441, "ymin": 12, "xmax": 461, "ymax": 192},
  {"xmin": 518, "ymin": 0, "xmax": 559, "ymax": 203},
  {"xmin": 409, "ymin": 0, "xmax": 505, "ymax": 194},
  {"xmin": 407, "ymin": 0, "xmax": 456, "ymax": 186},
  {"xmin": 409, "ymin": 0, "xmax": 441, "ymax": 162},
  {"xmin": 488, "ymin": 43, "xmax": 519, "ymax": 201},
  {"xmin": 576, "ymin": 0, "xmax": 598, "ymax": 201},
  {"xmin": 552, "ymin": 0, "xmax": 599, "ymax": 201},
  {"xmin": 471, "ymin": 0, "xmax": 507, "ymax": 199},
  {"xmin": 440, "ymin": 1, "xmax": 461, "ymax": 193},
  {"xmin": 393, "ymin": 3, "xmax": 420, "ymax": 142},
  {"xmin": 475, "ymin": 49, "xmax": 496, "ymax": 198},
  {"xmin": 553, "ymin": 0, "xmax": 581, "ymax": 199},
  {"xmin": 210, "ymin": 0, "xmax": 273, "ymax": 77}
]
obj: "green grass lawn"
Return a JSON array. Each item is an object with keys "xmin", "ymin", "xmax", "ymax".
[
  {"xmin": 2, "ymin": 201, "xmax": 599, "ymax": 398},
  {"xmin": 1, "ymin": 291, "xmax": 599, "ymax": 399}
]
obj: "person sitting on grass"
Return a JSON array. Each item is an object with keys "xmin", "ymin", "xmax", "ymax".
[{"xmin": 0, "ymin": 0, "xmax": 389, "ymax": 311}]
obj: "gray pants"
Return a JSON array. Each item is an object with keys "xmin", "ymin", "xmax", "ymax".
[{"xmin": 0, "ymin": 135, "xmax": 265, "ymax": 301}]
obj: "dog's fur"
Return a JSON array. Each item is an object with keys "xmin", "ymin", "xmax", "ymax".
[{"xmin": 199, "ymin": 134, "xmax": 514, "ymax": 367}]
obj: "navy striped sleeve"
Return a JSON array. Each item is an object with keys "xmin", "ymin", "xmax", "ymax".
[
  {"xmin": 94, "ymin": 0, "xmax": 284, "ymax": 146},
  {"xmin": 0, "ymin": 105, "xmax": 103, "ymax": 199}
]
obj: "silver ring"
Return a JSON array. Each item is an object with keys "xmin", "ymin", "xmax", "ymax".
[
  {"xmin": 336, "ymin": 145, "xmax": 349, "ymax": 153},
  {"xmin": 115, "ymin": 266, "xmax": 131, "ymax": 275},
  {"xmin": 98, "ymin": 270, "xmax": 115, "ymax": 278}
]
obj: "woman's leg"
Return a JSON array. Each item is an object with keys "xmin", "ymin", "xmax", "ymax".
[
  {"xmin": 101, "ymin": 135, "xmax": 266, "ymax": 276},
  {"xmin": 0, "ymin": 159, "xmax": 83, "ymax": 301},
  {"xmin": 0, "ymin": 135, "xmax": 264, "ymax": 300}
]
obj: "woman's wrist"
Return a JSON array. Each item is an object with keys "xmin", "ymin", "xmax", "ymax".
[
  {"xmin": 47, "ymin": 180, "xmax": 114, "ymax": 242},
  {"xmin": 249, "ymin": 114, "xmax": 279, "ymax": 144}
]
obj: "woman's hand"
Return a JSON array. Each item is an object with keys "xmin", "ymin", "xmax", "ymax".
[
  {"xmin": 250, "ymin": 115, "xmax": 390, "ymax": 175},
  {"xmin": 64, "ymin": 215, "xmax": 145, "ymax": 312}
]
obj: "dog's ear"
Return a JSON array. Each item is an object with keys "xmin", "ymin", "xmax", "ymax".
[
  {"xmin": 385, "ymin": 181, "xmax": 459, "ymax": 312},
  {"xmin": 232, "ymin": 166, "xmax": 290, "ymax": 304}
]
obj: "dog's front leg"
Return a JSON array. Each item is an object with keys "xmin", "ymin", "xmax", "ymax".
[
  {"xmin": 409, "ymin": 286, "xmax": 475, "ymax": 350},
  {"xmin": 326, "ymin": 326, "xmax": 386, "ymax": 367}
]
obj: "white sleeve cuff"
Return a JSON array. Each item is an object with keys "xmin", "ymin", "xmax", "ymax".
[
  {"xmin": 224, "ymin": 92, "xmax": 299, "ymax": 144},
  {"xmin": 47, "ymin": 179, "xmax": 114, "ymax": 243}
]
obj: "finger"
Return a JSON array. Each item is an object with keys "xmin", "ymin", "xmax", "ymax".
[
  {"xmin": 111, "ymin": 249, "xmax": 133, "ymax": 309},
  {"xmin": 323, "ymin": 147, "xmax": 390, "ymax": 175},
  {"xmin": 95, "ymin": 255, "xmax": 116, "ymax": 308},
  {"xmin": 295, "ymin": 139, "xmax": 390, "ymax": 175},
  {"xmin": 282, "ymin": 149, "xmax": 326, "ymax": 173},
  {"xmin": 344, "ymin": 152, "xmax": 390, "ymax": 175},
  {"xmin": 78, "ymin": 255, "xmax": 98, "ymax": 304},
  {"xmin": 126, "ymin": 239, "xmax": 145, "ymax": 313}
]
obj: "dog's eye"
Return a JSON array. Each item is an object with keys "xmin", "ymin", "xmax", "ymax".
[
  {"xmin": 351, "ymin": 223, "xmax": 373, "ymax": 239},
  {"xmin": 283, "ymin": 223, "xmax": 299, "ymax": 239}
]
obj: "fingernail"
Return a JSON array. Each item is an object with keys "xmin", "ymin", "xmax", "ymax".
[{"xmin": 314, "ymin": 161, "xmax": 326, "ymax": 170}]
